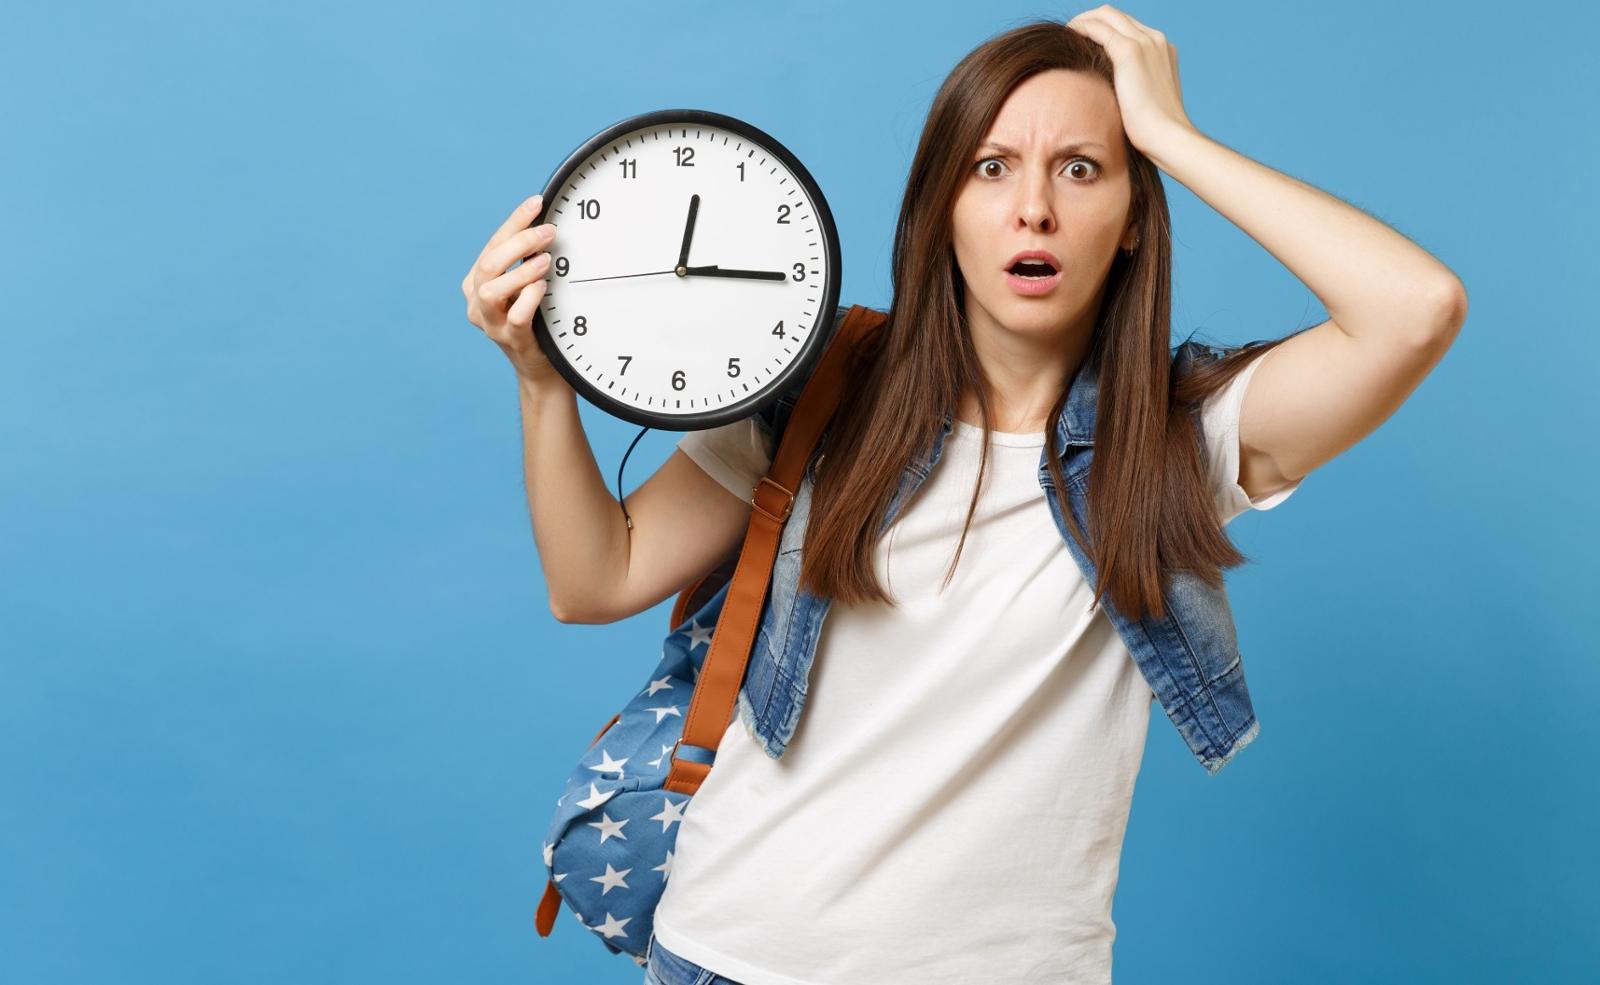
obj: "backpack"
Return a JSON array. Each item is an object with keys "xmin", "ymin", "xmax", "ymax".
[{"xmin": 533, "ymin": 304, "xmax": 885, "ymax": 964}]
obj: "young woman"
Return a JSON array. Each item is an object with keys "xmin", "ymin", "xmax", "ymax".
[{"xmin": 463, "ymin": 9, "xmax": 1466, "ymax": 984}]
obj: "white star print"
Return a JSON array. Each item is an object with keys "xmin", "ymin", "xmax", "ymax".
[
  {"xmin": 590, "ymin": 911, "xmax": 632, "ymax": 940},
  {"xmin": 643, "ymin": 675, "xmax": 675, "ymax": 697},
  {"xmin": 646, "ymin": 742, "xmax": 675, "ymax": 769},
  {"xmin": 574, "ymin": 782, "xmax": 618, "ymax": 811},
  {"xmin": 588, "ymin": 749, "xmax": 628, "ymax": 778},
  {"xmin": 542, "ymin": 841, "xmax": 553, "ymax": 867},
  {"xmin": 644, "ymin": 703, "xmax": 683, "ymax": 724},
  {"xmin": 685, "ymin": 617, "xmax": 715, "ymax": 651},
  {"xmin": 590, "ymin": 862, "xmax": 632, "ymax": 894},
  {"xmin": 652, "ymin": 849, "xmax": 675, "ymax": 882},
  {"xmin": 587, "ymin": 811, "xmax": 629, "ymax": 844},
  {"xmin": 649, "ymin": 795, "xmax": 688, "ymax": 832}
]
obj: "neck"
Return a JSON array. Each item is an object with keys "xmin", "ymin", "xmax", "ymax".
[{"xmin": 954, "ymin": 298, "xmax": 1093, "ymax": 432}]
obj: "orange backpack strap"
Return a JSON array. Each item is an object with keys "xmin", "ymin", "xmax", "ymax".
[
  {"xmin": 662, "ymin": 304, "xmax": 885, "ymax": 795},
  {"xmin": 535, "ymin": 878, "xmax": 563, "ymax": 936}
]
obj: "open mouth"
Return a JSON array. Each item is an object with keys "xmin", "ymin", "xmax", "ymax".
[
  {"xmin": 1007, "ymin": 260, "xmax": 1058, "ymax": 278},
  {"xmin": 1004, "ymin": 252, "xmax": 1062, "ymax": 295}
]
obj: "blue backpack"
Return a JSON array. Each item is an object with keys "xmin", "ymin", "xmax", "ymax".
[{"xmin": 533, "ymin": 305, "xmax": 883, "ymax": 964}]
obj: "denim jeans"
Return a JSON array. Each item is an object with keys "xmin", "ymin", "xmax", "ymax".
[{"xmin": 643, "ymin": 933, "xmax": 748, "ymax": 985}]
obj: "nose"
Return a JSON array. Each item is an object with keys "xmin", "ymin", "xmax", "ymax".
[{"xmin": 1015, "ymin": 172, "xmax": 1055, "ymax": 233}]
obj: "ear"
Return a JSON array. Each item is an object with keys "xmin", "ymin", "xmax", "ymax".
[{"xmin": 1120, "ymin": 220, "xmax": 1140, "ymax": 252}]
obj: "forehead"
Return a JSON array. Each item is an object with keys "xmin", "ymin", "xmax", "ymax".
[{"xmin": 983, "ymin": 69, "xmax": 1122, "ymax": 149}]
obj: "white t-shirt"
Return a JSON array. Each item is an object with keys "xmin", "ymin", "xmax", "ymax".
[{"xmin": 651, "ymin": 348, "xmax": 1301, "ymax": 985}]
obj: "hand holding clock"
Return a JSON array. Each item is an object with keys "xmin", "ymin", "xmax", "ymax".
[{"xmin": 461, "ymin": 193, "xmax": 565, "ymax": 387}]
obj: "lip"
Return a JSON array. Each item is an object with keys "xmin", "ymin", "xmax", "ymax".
[
  {"xmin": 1005, "ymin": 268, "xmax": 1061, "ymax": 296},
  {"xmin": 1004, "ymin": 249, "xmax": 1063, "ymax": 296},
  {"xmin": 1005, "ymin": 248, "xmax": 1062, "ymax": 273}
]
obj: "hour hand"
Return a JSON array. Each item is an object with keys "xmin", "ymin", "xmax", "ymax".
[
  {"xmin": 676, "ymin": 194, "xmax": 700, "ymax": 270},
  {"xmin": 682, "ymin": 264, "xmax": 787, "ymax": 282}
]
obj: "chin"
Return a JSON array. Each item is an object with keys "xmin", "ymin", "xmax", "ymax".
[{"xmin": 989, "ymin": 295, "xmax": 1074, "ymax": 331}]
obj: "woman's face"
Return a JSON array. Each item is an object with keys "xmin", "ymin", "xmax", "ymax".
[{"xmin": 951, "ymin": 68, "xmax": 1137, "ymax": 344}]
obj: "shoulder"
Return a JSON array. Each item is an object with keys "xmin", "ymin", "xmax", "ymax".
[{"xmin": 1183, "ymin": 343, "xmax": 1302, "ymax": 522}]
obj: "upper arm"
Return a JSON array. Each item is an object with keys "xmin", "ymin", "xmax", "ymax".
[
  {"xmin": 576, "ymin": 448, "xmax": 754, "ymax": 625},
  {"xmin": 1236, "ymin": 315, "xmax": 1461, "ymax": 499}
]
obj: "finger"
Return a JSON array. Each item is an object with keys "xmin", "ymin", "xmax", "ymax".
[
  {"xmin": 481, "ymin": 250, "xmax": 552, "ymax": 307},
  {"xmin": 507, "ymin": 276, "xmax": 549, "ymax": 330},
  {"xmin": 1066, "ymin": 11, "xmax": 1141, "ymax": 48},
  {"xmin": 480, "ymin": 226, "xmax": 556, "ymax": 293},
  {"xmin": 472, "ymin": 194, "xmax": 545, "ymax": 271},
  {"xmin": 1086, "ymin": 5, "xmax": 1162, "ymax": 45}
]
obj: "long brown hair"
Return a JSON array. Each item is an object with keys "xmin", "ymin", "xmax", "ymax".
[{"xmin": 799, "ymin": 19, "xmax": 1302, "ymax": 622}]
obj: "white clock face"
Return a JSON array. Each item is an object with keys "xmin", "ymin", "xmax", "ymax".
[{"xmin": 535, "ymin": 119, "xmax": 836, "ymax": 428}]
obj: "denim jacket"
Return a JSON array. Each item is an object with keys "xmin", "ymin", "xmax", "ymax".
[{"xmin": 736, "ymin": 305, "xmax": 1260, "ymax": 776}]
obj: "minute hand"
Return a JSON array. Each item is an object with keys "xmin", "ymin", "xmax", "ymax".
[{"xmin": 682, "ymin": 264, "xmax": 787, "ymax": 282}]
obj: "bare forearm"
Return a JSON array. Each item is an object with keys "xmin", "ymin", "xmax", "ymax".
[
  {"xmin": 1145, "ymin": 124, "xmax": 1466, "ymax": 343},
  {"xmin": 517, "ymin": 375, "xmax": 629, "ymax": 622}
]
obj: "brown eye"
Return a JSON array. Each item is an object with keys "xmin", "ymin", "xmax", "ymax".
[
  {"xmin": 1066, "ymin": 158, "xmax": 1101, "ymax": 181},
  {"xmin": 976, "ymin": 158, "xmax": 1005, "ymax": 178}
]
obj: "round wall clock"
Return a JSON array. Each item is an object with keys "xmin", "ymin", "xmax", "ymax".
[{"xmin": 531, "ymin": 108, "xmax": 842, "ymax": 431}]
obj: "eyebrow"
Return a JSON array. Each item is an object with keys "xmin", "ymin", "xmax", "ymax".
[{"xmin": 979, "ymin": 140, "xmax": 1109, "ymax": 157}]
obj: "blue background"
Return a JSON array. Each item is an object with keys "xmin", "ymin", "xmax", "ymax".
[{"xmin": 3, "ymin": 1, "xmax": 1594, "ymax": 982}]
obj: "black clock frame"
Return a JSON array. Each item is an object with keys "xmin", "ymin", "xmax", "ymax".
[{"xmin": 531, "ymin": 108, "xmax": 843, "ymax": 433}]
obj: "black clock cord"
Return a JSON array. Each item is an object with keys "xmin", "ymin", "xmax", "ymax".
[{"xmin": 615, "ymin": 425, "xmax": 651, "ymax": 530}]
